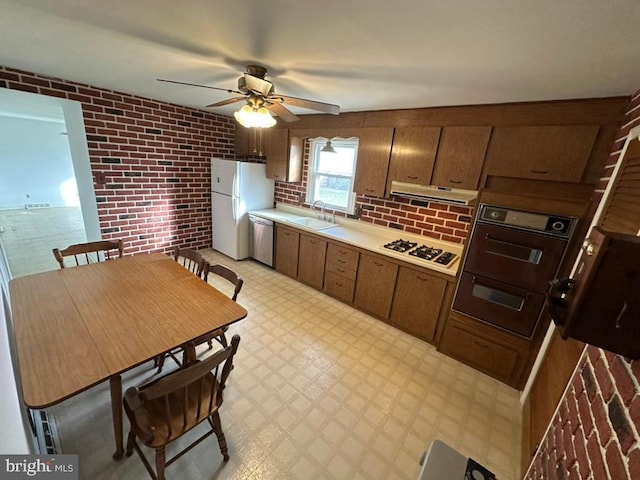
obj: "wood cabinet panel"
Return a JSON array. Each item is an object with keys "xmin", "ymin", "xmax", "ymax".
[
  {"xmin": 438, "ymin": 311, "xmax": 531, "ymax": 388},
  {"xmin": 274, "ymin": 225, "xmax": 299, "ymax": 278},
  {"xmin": 431, "ymin": 126, "xmax": 491, "ymax": 190},
  {"xmin": 354, "ymin": 254, "xmax": 398, "ymax": 319},
  {"xmin": 522, "ymin": 331, "xmax": 584, "ymax": 472},
  {"xmin": 483, "ymin": 125, "xmax": 600, "ymax": 183},
  {"xmin": 264, "ymin": 129, "xmax": 303, "ymax": 182},
  {"xmin": 234, "ymin": 124, "xmax": 267, "ymax": 156},
  {"xmin": 297, "ymin": 233, "xmax": 327, "ymax": 289},
  {"xmin": 353, "ymin": 127, "xmax": 394, "ymax": 197},
  {"xmin": 324, "ymin": 242, "xmax": 359, "ymax": 302},
  {"xmin": 324, "ymin": 271, "xmax": 356, "ymax": 303},
  {"xmin": 386, "ymin": 127, "xmax": 441, "ymax": 193},
  {"xmin": 389, "ymin": 267, "xmax": 447, "ymax": 341}
]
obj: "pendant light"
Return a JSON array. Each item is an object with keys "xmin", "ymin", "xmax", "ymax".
[{"xmin": 321, "ymin": 140, "xmax": 337, "ymax": 154}]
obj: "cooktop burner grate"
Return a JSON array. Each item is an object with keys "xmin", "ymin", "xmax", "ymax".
[
  {"xmin": 383, "ymin": 239, "xmax": 417, "ymax": 253},
  {"xmin": 382, "ymin": 239, "xmax": 457, "ymax": 266}
]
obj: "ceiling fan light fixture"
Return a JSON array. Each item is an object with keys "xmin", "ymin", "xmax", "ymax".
[
  {"xmin": 234, "ymin": 104, "xmax": 276, "ymax": 128},
  {"xmin": 321, "ymin": 140, "xmax": 337, "ymax": 154}
]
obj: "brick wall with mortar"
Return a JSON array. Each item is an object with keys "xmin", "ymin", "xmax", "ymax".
[
  {"xmin": 0, "ymin": 66, "xmax": 236, "ymax": 254},
  {"xmin": 274, "ymin": 143, "xmax": 473, "ymax": 244},
  {"xmin": 525, "ymin": 90, "xmax": 640, "ymax": 479}
]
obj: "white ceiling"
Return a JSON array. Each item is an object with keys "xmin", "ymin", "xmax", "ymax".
[{"xmin": 1, "ymin": 0, "xmax": 639, "ymax": 120}]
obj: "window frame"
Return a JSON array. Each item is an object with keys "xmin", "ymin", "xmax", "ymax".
[{"xmin": 305, "ymin": 137, "xmax": 359, "ymax": 215}]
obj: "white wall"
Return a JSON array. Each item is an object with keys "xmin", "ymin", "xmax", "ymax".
[
  {"xmin": 0, "ymin": 116, "xmax": 77, "ymax": 209},
  {"xmin": 0, "ymin": 240, "xmax": 32, "ymax": 453}
]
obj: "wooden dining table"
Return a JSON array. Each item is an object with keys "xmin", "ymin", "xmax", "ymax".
[{"xmin": 10, "ymin": 252, "xmax": 248, "ymax": 459}]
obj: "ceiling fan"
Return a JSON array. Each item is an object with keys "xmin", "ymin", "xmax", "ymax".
[{"xmin": 158, "ymin": 65, "xmax": 340, "ymax": 126}]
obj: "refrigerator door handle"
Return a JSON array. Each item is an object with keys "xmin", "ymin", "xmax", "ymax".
[{"xmin": 232, "ymin": 196, "xmax": 238, "ymax": 223}]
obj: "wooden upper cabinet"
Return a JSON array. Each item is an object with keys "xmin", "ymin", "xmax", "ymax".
[
  {"xmin": 386, "ymin": 127, "xmax": 441, "ymax": 193},
  {"xmin": 353, "ymin": 127, "xmax": 394, "ymax": 197},
  {"xmin": 264, "ymin": 128, "xmax": 303, "ymax": 182},
  {"xmin": 431, "ymin": 126, "xmax": 492, "ymax": 190},
  {"xmin": 234, "ymin": 124, "xmax": 260, "ymax": 156},
  {"xmin": 483, "ymin": 125, "xmax": 600, "ymax": 183}
]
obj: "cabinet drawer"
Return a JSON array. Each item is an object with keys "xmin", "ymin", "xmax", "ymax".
[
  {"xmin": 325, "ymin": 261, "xmax": 357, "ymax": 281},
  {"xmin": 439, "ymin": 323, "xmax": 521, "ymax": 382},
  {"xmin": 326, "ymin": 243, "xmax": 359, "ymax": 271},
  {"xmin": 324, "ymin": 271, "xmax": 355, "ymax": 303}
]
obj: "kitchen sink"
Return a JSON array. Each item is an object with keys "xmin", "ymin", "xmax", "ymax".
[{"xmin": 289, "ymin": 217, "xmax": 338, "ymax": 230}]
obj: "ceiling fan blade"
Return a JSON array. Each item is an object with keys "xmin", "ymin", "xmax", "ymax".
[
  {"xmin": 265, "ymin": 102, "xmax": 299, "ymax": 123},
  {"xmin": 274, "ymin": 95, "xmax": 340, "ymax": 115},
  {"xmin": 206, "ymin": 97, "xmax": 247, "ymax": 108},
  {"xmin": 157, "ymin": 78, "xmax": 243, "ymax": 95},
  {"xmin": 243, "ymin": 73, "xmax": 273, "ymax": 96}
]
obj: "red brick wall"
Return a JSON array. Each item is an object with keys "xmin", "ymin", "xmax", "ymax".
[
  {"xmin": 525, "ymin": 91, "xmax": 640, "ymax": 479},
  {"xmin": 0, "ymin": 66, "xmax": 236, "ymax": 254},
  {"xmin": 274, "ymin": 144, "xmax": 473, "ymax": 244}
]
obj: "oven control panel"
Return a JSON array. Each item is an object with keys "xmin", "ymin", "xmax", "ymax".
[{"xmin": 478, "ymin": 204, "xmax": 575, "ymax": 238}]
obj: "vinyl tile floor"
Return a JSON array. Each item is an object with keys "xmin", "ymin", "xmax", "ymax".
[{"xmin": 48, "ymin": 249, "xmax": 522, "ymax": 480}]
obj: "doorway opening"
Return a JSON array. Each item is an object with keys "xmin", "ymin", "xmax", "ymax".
[{"xmin": 0, "ymin": 89, "xmax": 100, "ymax": 277}]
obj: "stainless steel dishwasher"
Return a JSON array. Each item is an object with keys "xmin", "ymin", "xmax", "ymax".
[{"xmin": 248, "ymin": 214, "xmax": 274, "ymax": 267}]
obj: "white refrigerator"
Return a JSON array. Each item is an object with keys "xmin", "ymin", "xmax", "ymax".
[{"xmin": 211, "ymin": 159, "xmax": 274, "ymax": 260}]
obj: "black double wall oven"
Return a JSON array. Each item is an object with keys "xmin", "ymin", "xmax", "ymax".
[{"xmin": 453, "ymin": 204, "xmax": 576, "ymax": 338}]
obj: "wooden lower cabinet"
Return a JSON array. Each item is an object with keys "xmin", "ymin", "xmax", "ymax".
[
  {"xmin": 297, "ymin": 233, "xmax": 327, "ymax": 289},
  {"xmin": 324, "ymin": 242, "xmax": 359, "ymax": 303},
  {"xmin": 354, "ymin": 254, "xmax": 398, "ymax": 319},
  {"xmin": 438, "ymin": 311, "xmax": 531, "ymax": 388},
  {"xmin": 275, "ymin": 225, "xmax": 300, "ymax": 278},
  {"xmin": 389, "ymin": 266, "xmax": 447, "ymax": 342}
]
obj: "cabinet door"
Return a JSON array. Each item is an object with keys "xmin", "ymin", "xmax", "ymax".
[
  {"xmin": 265, "ymin": 129, "xmax": 303, "ymax": 182},
  {"xmin": 354, "ymin": 254, "xmax": 398, "ymax": 319},
  {"xmin": 389, "ymin": 267, "xmax": 447, "ymax": 341},
  {"xmin": 431, "ymin": 126, "xmax": 491, "ymax": 190},
  {"xmin": 438, "ymin": 311, "xmax": 531, "ymax": 388},
  {"xmin": 234, "ymin": 124, "xmax": 267, "ymax": 156},
  {"xmin": 275, "ymin": 225, "xmax": 300, "ymax": 278},
  {"xmin": 353, "ymin": 128, "xmax": 394, "ymax": 197},
  {"xmin": 386, "ymin": 127, "xmax": 441, "ymax": 193},
  {"xmin": 483, "ymin": 125, "xmax": 599, "ymax": 183},
  {"xmin": 297, "ymin": 233, "xmax": 327, "ymax": 289}
]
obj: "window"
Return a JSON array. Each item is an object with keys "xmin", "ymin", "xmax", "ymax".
[{"xmin": 306, "ymin": 137, "xmax": 359, "ymax": 214}]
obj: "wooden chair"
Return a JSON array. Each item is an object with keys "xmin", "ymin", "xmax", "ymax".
[
  {"xmin": 52, "ymin": 240, "xmax": 124, "ymax": 268},
  {"xmin": 155, "ymin": 247, "xmax": 208, "ymax": 372},
  {"xmin": 173, "ymin": 246, "xmax": 206, "ymax": 278},
  {"xmin": 124, "ymin": 335, "xmax": 241, "ymax": 480},
  {"xmin": 199, "ymin": 264, "xmax": 244, "ymax": 349}
]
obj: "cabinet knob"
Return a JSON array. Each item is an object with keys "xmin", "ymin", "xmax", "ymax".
[
  {"xmin": 407, "ymin": 175, "xmax": 419, "ymax": 180},
  {"xmin": 530, "ymin": 169, "xmax": 549, "ymax": 174},
  {"xmin": 449, "ymin": 180, "xmax": 462, "ymax": 184},
  {"xmin": 582, "ymin": 240, "xmax": 597, "ymax": 256}
]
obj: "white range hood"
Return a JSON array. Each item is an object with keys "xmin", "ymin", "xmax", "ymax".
[{"xmin": 390, "ymin": 181, "xmax": 478, "ymax": 206}]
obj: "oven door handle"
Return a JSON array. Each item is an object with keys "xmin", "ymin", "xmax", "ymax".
[{"xmin": 483, "ymin": 234, "xmax": 544, "ymax": 264}]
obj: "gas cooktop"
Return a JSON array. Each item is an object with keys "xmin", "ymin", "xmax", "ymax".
[{"xmin": 382, "ymin": 239, "xmax": 457, "ymax": 266}]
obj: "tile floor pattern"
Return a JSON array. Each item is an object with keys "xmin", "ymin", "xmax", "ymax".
[
  {"xmin": 0, "ymin": 207, "xmax": 86, "ymax": 278},
  {"xmin": 48, "ymin": 249, "xmax": 522, "ymax": 480}
]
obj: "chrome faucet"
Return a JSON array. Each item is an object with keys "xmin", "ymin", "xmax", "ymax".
[{"xmin": 311, "ymin": 200, "xmax": 327, "ymax": 221}]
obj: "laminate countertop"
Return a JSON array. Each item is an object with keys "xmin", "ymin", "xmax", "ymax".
[{"xmin": 249, "ymin": 204, "xmax": 464, "ymax": 277}]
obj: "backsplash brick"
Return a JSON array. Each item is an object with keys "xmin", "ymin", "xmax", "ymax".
[
  {"xmin": 1, "ymin": 65, "xmax": 236, "ymax": 255},
  {"xmin": 525, "ymin": 89, "xmax": 639, "ymax": 479},
  {"xmin": 273, "ymin": 142, "xmax": 473, "ymax": 244}
]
